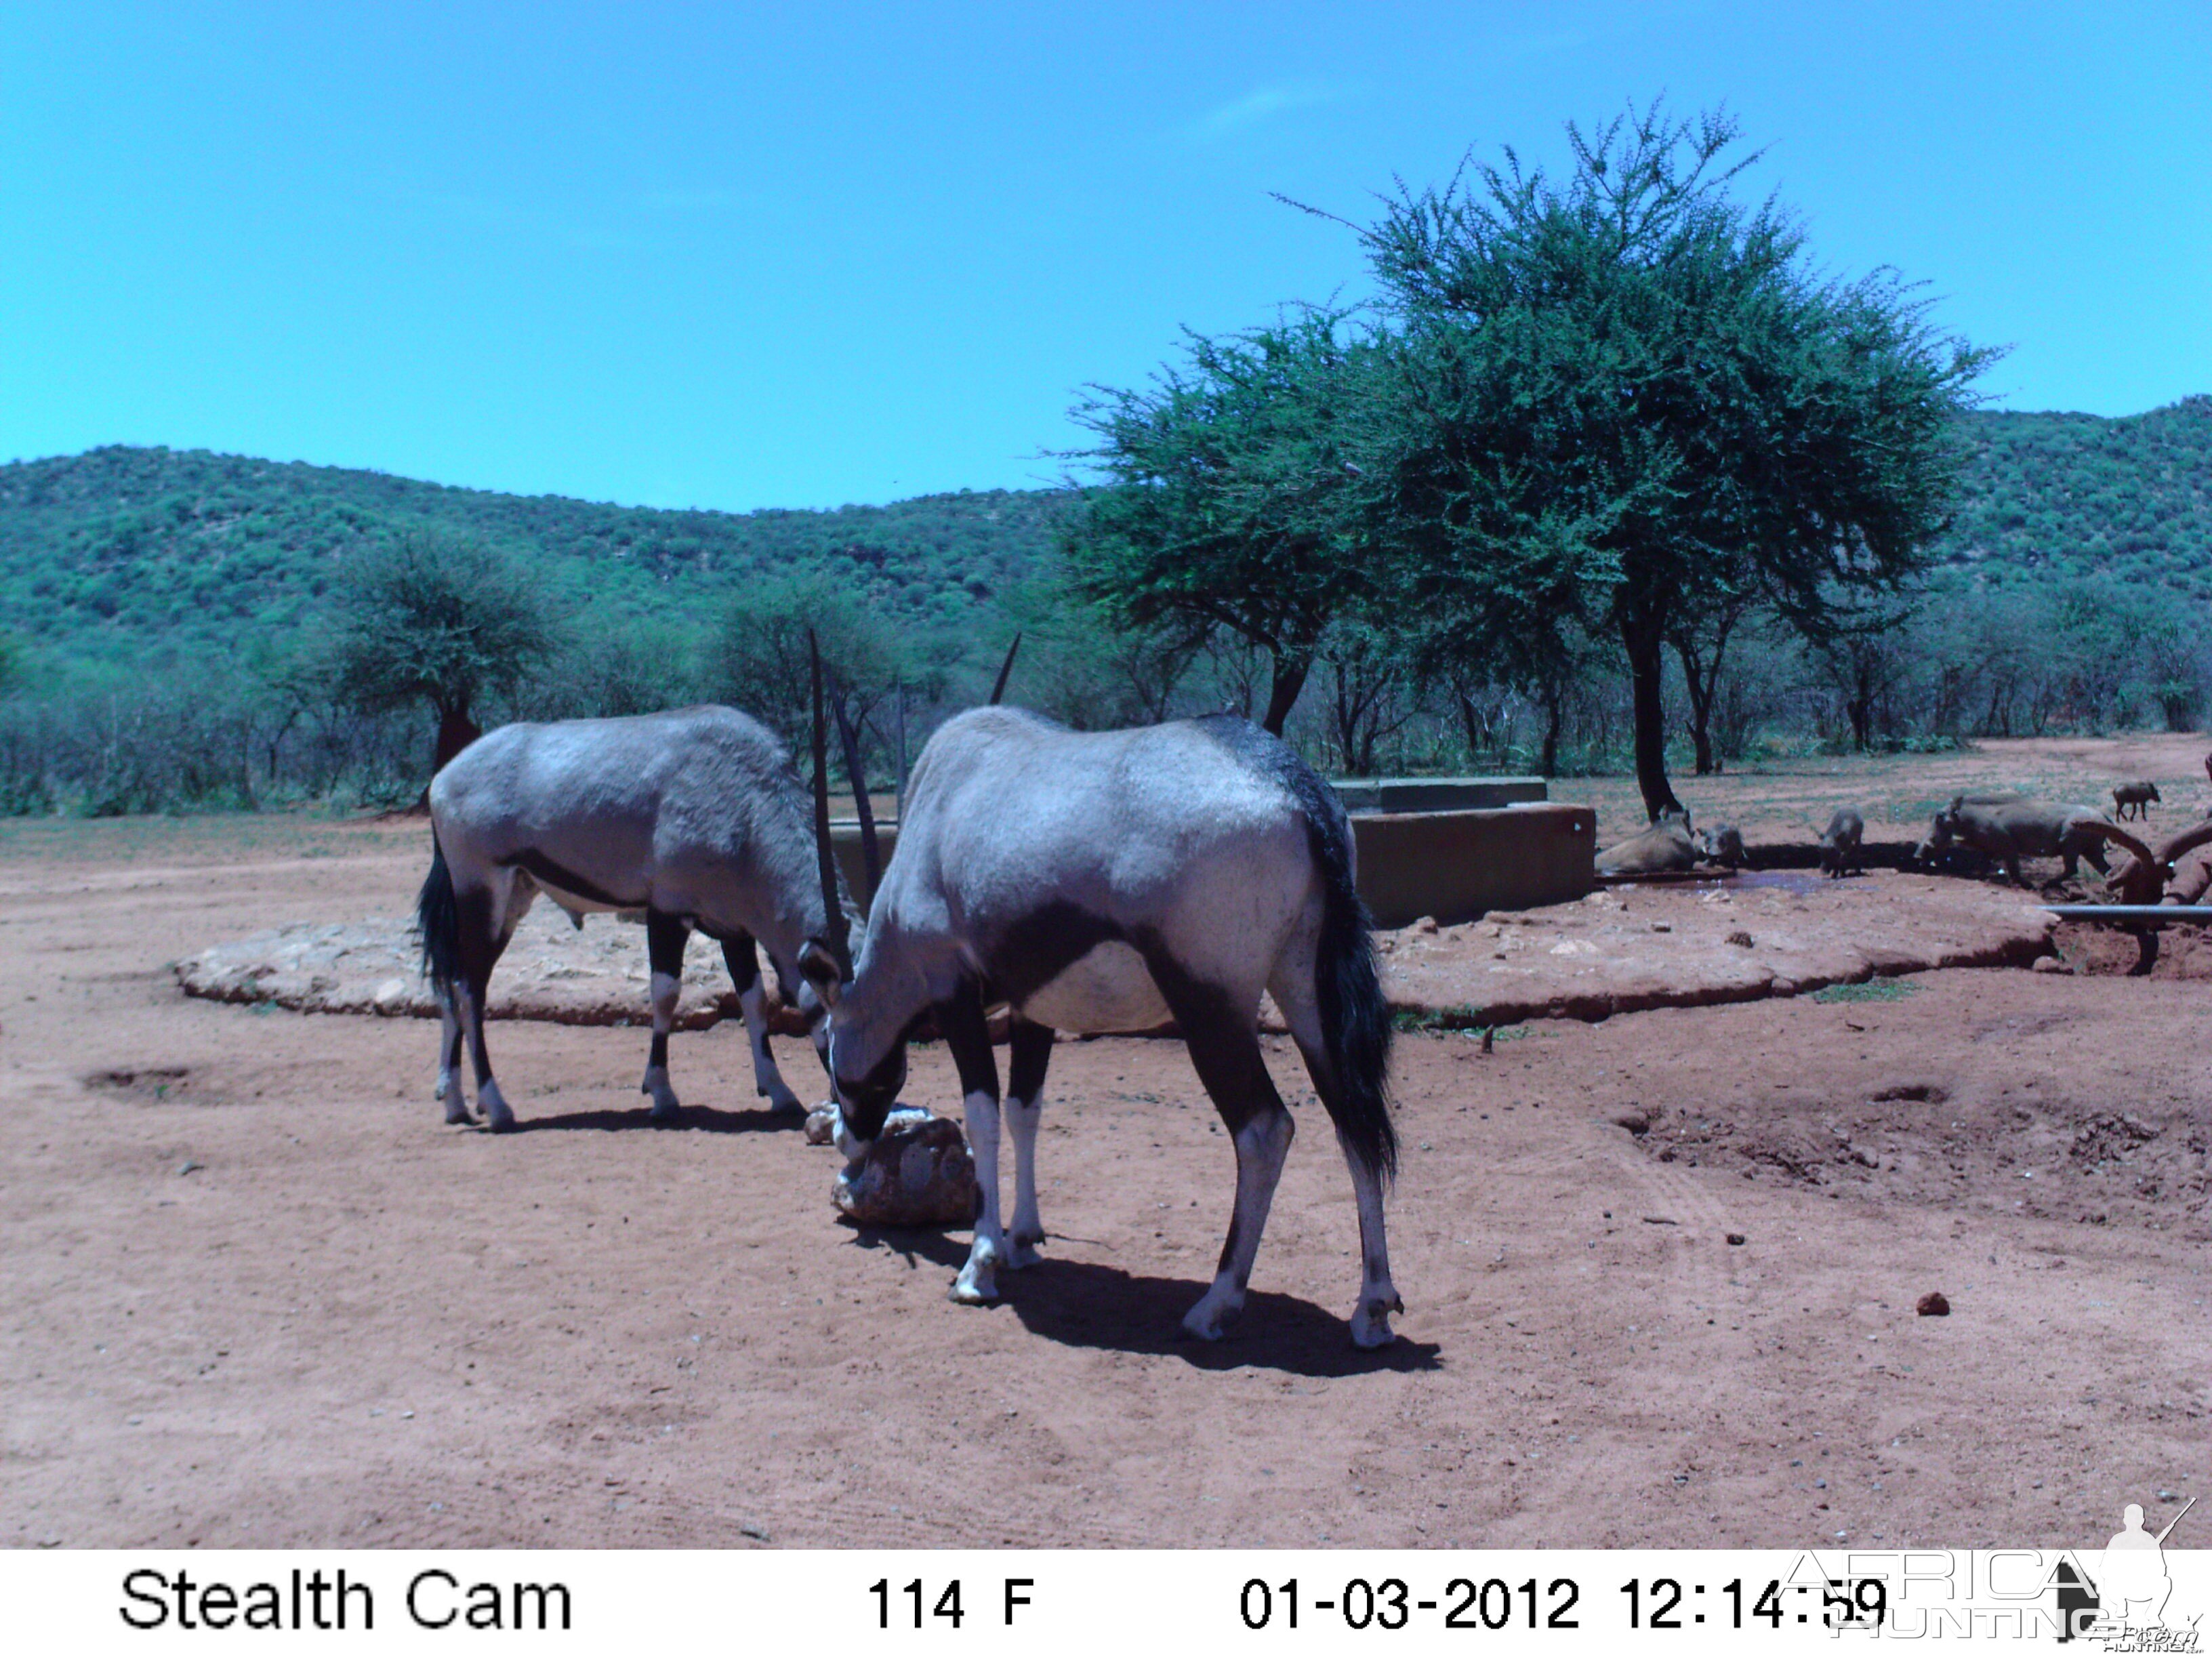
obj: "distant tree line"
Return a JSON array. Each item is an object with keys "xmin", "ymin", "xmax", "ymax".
[{"xmin": 2, "ymin": 101, "xmax": 2208, "ymax": 819}]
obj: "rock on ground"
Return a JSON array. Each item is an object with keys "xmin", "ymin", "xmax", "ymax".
[
  {"xmin": 172, "ymin": 906, "xmax": 808, "ymax": 1033},
  {"xmin": 1378, "ymin": 869, "xmax": 2055, "ymax": 1025},
  {"xmin": 179, "ymin": 870, "xmax": 2060, "ymax": 1038},
  {"xmin": 831, "ymin": 1111, "xmax": 979, "ymax": 1229}
]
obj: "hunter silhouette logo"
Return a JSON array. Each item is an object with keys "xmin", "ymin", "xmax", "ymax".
[{"xmin": 2068, "ymin": 1494, "xmax": 2200, "ymax": 1648}]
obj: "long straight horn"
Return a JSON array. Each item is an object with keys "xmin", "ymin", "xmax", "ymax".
[
  {"xmin": 808, "ymin": 630, "xmax": 850, "ymax": 969},
  {"xmin": 831, "ymin": 684, "xmax": 882, "ymax": 905},
  {"xmin": 989, "ymin": 631, "xmax": 1023, "ymax": 705}
]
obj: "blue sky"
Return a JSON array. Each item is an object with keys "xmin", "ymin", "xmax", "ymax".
[{"xmin": 3, "ymin": 2, "xmax": 2207, "ymax": 512}]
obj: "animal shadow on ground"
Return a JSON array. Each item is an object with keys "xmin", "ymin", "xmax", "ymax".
[
  {"xmin": 843, "ymin": 1225, "xmax": 1442, "ymax": 1377},
  {"xmin": 512, "ymin": 1103, "xmax": 804, "ymax": 1135}
]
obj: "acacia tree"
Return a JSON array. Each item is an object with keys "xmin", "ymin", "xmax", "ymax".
[
  {"xmin": 1809, "ymin": 589, "xmax": 1918, "ymax": 750},
  {"xmin": 1061, "ymin": 309, "xmax": 1385, "ymax": 735},
  {"xmin": 702, "ymin": 573, "xmax": 919, "ymax": 779},
  {"xmin": 1358, "ymin": 102, "xmax": 1994, "ymax": 818},
  {"xmin": 327, "ymin": 530, "xmax": 555, "ymax": 779},
  {"xmin": 1667, "ymin": 586, "xmax": 1758, "ymax": 775}
]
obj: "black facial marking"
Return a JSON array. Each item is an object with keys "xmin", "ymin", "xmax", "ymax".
[
  {"xmin": 836, "ymin": 1038, "xmax": 908, "ymax": 1141},
  {"xmin": 503, "ymin": 848, "xmax": 642, "ymax": 911}
]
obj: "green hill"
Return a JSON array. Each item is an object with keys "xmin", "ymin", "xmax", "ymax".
[
  {"xmin": 1938, "ymin": 395, "xmax": 2212, "ymax": 599},
  {"xmin": 0, "ymin": 445, "xmax": 1069, "ymax": 677},
  {"xmin": 2, "ymin": 394, "xmax": 2207, "ymax": 678}
]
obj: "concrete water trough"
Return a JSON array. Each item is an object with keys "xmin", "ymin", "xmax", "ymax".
[{"xmin": 831, "ymin": 776, "xmax": 1595, "ymax": 930}]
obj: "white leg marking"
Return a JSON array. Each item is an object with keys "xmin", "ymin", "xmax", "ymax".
[
  {"xmin": 477, "ymin": 1076, "xmax": 515, "ymax": 1133},
  {"xmin": 1003, "ymin": 1092, "xmax": 1044, "ymax": 1267},
  {"xmin": 951, "ymin": 1088, "xmax": 1003, "ymax": 1304},
  {"xmin": 1343, "ymin": 1132, "xmax": 1403, "ymax": 1349},
  {"xmin": 1183, "ymin": 1110, "xmax": 1295, "ymax": 1341},
  {"xmin": 642, "ymin": 970, "xmax": 682, "ymax": 1118},
  {"xmin": 740, "ymin": 985, "xmax": 801, "ymax": 1113}
]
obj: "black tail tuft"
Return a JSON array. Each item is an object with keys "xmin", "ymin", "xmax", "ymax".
[
  {"xmin": 1306, "ymin": 808, "xmax": 1398, "ymax": 1186},
  {"xmin": 415, "ymin": 835, "xmax": 460, "ymax": 995}
]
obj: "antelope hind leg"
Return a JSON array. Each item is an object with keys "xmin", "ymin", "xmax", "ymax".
[{"xmin": 436, "ymin": 991, "xmax": 472, "ymax": 1124}]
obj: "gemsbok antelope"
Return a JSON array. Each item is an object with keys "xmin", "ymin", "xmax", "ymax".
[
  {"xmin": 800, "ymin": 695, "xmax": 1404, "ymax": 1349},
  {"xmin": 415, "ymin": 705, "xmax": 855, "ymax": 1130}
]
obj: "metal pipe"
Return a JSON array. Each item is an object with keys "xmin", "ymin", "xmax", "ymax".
[{"xmin": 2041, "ymin": 905, "xmax": 2212, "ymax": 923}]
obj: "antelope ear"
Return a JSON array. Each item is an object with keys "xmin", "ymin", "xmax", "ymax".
[{"xmin": 798, "ymin": 939, "xmax": 844, "ymax": 1004}]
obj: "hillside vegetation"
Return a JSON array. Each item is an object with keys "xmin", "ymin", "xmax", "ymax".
[
  {"xmin": 1938, "ymin": 396, "xmax": 2212, "ymax": 598},
  {"xmin": 0, "ymin": 445, "xmax": 1067, "ymax": 678},
  {"xmin": 2, "ymin": 396, "xmax": 2207, "ymax": 678}
]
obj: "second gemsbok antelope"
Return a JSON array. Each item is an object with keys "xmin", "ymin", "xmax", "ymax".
[
  {"xmin": 416, "ymin": 704, "xmax": 855, "ymax": 1130},
  {"xmin": 800, "ymin": 703, "xmax": 1404, "ymax": 1348}
]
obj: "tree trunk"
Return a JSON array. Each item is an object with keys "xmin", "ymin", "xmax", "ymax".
[
  {"xmin": 408, "ymin": 703, "xmax": 485, "ymax": 814},
  {"xmin": 434, "ymin": 704, "xmax": 483, "ymax": 774},
  {"xmin": 1847, "ymin": 678, "xmax": 1874, "ymax": 752},
  {"xmin": 1675, "ymin": 639, "xmax": 1718, "ymax": 777},
  {"xmin": 1622, "ymin": 615, "xmax": 1681, "ymax": 821},
  {"xmin": 1540, "ymin": 683, "xmax": 1563, "ymax": 778},
  {"xmin": 1455, "ymin": 691, "xmax": 1487, "ymax": 764},
  {"xmin": 1261, "ymin": 653, "xmax": 1311, "ymax": 737}
]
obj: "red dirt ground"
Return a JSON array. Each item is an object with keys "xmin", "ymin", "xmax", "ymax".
[{"xmin": 2, "ymin": 807, "xmax": 2207, "ymax": 1552}]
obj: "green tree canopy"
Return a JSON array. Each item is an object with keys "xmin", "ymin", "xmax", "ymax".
[
  {"xmin": 327, "ymin": 530, "xmax": 556, "ymax": 773},
  {"xmin": 1359, "ymin": 101, "xmax": 1995, "ymax": 815},
  {"xmin": 701, "ymin": 573, "xmax": 922, "ymax": 781},
  {"xmin": 1061, "ymin": 309, "xmax": 1387, "ymax": 734}
]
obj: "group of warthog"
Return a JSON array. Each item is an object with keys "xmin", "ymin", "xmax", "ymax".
[
  {"xmin": 1595, "ymin": 804, "xmax": 1867, "ymax": 879},
  {"xmin": 1596, "ymin": 773, "xmax": 2212, "ymax": 899}
]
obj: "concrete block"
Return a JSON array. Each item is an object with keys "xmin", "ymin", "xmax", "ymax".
[
  {"xmin": 835, "ymin": 793, "xmax": 1595, "ymax": 931},
  {"xmin": 1353, "ymin": 802, "xmax": 1596, "ymax": 926},
  {"xmin": 1332, "ymin": 776, "xmax": 1549, "ymax": 813}
]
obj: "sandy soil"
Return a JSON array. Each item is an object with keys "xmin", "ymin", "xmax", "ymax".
[{"xmin": 3, "ymin": 802, "xmax": 2207, "ymax": 1553}]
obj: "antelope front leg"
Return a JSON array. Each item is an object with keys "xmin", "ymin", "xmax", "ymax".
[
  {"xmin": 739, "ymin": 985, "xmax": 802, "ymax": 1113},
  {"xmin": 1003, "ymin": 1017, "xmax": 1054, "ymax": 1268},
  {"xmin": 937, "ymin": 982, "xmax": 1004, "ymax": 1305},
  {"xmin": 954, "ymin": 1088, "xmax": 1004, "ymax": 1303},
  {"xmin": 641, "ymin": 910, "xmax": 687, "ymax": 1120},
  {"xmin": 723, "ymin": 937, "xmax": 802, "ymax": 1113}
]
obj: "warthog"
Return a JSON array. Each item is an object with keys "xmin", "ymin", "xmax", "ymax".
[
  {"xmin": 1697, "ymin": 823, "xmax": 1746, "ymax": 870},
  {"xmin": 1916, "ymin": 796, "xmax": 2151, "ymax": 889},
  {"xmin": 1819, "ymin": 808, "xmax": 1864, "ymax": 878},
  {"xmin": 1597, "ymin": 808, "xmax": 1701, "ymax": 876},
  {"xmin": 2112, "ymin": 781, "xmax": 2161, "ymax": 821}
]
